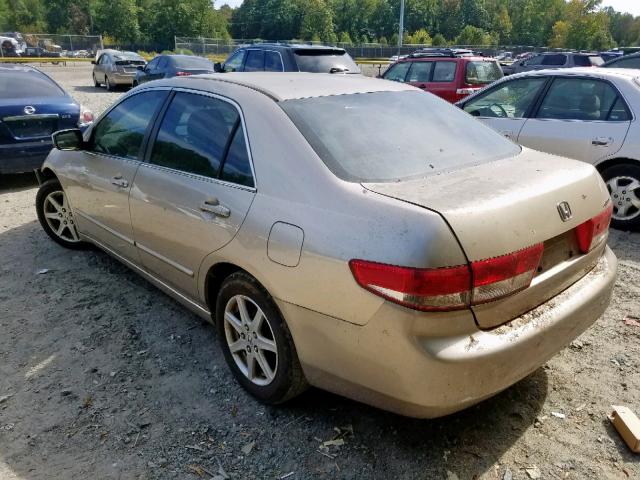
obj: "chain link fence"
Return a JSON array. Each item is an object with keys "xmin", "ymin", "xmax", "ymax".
[{"xmin": 175, "ymin": 36, "xmax": 553, "ymax": 60}]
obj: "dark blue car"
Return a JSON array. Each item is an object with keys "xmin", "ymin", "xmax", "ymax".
[
  {"xmin": 133, "ymin": 54, "xmax": 215, "ymax": 87},
  {"xmin": 0, "ymin": 64, "xmax": 92, "ymax": 174}
]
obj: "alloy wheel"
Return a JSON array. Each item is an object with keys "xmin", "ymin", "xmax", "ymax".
[
  {"xmin": 606, "ymin": 176, "xmax": 640, "ymax": 221},
  {"xmin": 223, "ymin": 295, "xmax": 278, "ymax": 386},
  {"xmin": 43, "ymin": 190, "xmax": 80, "ymax": 243}
]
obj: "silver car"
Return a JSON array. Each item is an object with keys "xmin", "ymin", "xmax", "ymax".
[
  {"xmin": 458, "ymin": 67, "xmax": 640, "ymax": 230},
  {"xmin": 92, "ymin": 50, "xmax": 146, "ymax": 91},
  {"xmin": 35, "ymin": 73, "xmax": 616, "ymax": 418}
]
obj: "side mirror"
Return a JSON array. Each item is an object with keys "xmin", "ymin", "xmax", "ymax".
[
  {"xmin": 214, "ymin": 62, "xmax": 224, "ymax": 73},
  {"xmin": 53, "ymin": 129, "xmax": 84, "ymax": 151}
]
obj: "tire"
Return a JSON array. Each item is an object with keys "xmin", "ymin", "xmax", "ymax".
[
  {"xmin": 105, "ymin": 75, "xmax": 113, "ymax": 91},
  {"xmin": 36, "ymin": 179, "xmax": 86, "ymax": 250},
  {"xmin": 600, "ymin": 162, "xmax": 640, "ymax": 231},
  {"xmin": 132, "ymin": 81, "xmax": 138, "ymax": 88},
  {"xmin": 216, "ymin": 272, "xmax": 308, "ymax": 404},
  {"xmin": 93, "ymin": 73, "xmax": 100, "ymax": 87}
]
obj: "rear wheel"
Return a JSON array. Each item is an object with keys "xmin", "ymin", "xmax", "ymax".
[
  {"xmin": 601, "ymin": 162, "xmax": 640, "ymax": 231},
  {"xmin": 36, "ymin": 179, "xmax": 86, "ymax": 249},
  {"xmin": 93, "ymin": 73, "xmax": 100, "ymax": 87},
  {"xmin": 105, "ymin": 75, "xmax": 114, "ymax": 91},
  {"xmin": 216, "ymin": 272, "xmax": 308, "ymax": 404}
]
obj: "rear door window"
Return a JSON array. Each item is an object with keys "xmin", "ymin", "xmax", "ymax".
[
  {"xmin": 383, "ymin": 62, "xmax": 411, "ymax": 82},
  {"xmin": 264, "ymin": 51, "xmax": 283, "ymax": 72},
  {"xmin": 541, "ymin": 54, "xmax": 567, "ymax": 66},
  {"xmin": 607, "ymin": 56, "xmax": 640, "ymax": 69},
  {"xmin": 90, "ymin": 90, "xmax": 167, "ymax": 160},
  {"xmin": 244, "ymin": 50, "xmax": 265, "ymax": 72},
  {"xmin": 406, "ymin": 62, "xmax": 432, "ymax": 82},
  {"xmin": 149, "ymin": 92, "xmax": 240, "ymax": 179},
  {"xmin": 432, "ymin": 62, "xmax": 456, "ymax": 82},
  {"xmin": 463, "ymin": 77, "xmax": 547, "ymax": 118},
  {"xmin": 536, "ymin": 77, "xmax": 626, "ymax": 121}
]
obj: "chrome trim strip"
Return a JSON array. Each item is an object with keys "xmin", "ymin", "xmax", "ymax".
[
  {"xmin": 136, "ymin": 242, "xmax": 195, "ymax": 277},
  {"xmin": 75, "ymin": 209, "xmax": 135, "ymax": 245},
  {"xmin": 3, "ymin": 113, "xmax": 59, "ymax": 121},
  {"xmin": 81, "ymin": 233, "xmax": 211, "ymax": 320}
]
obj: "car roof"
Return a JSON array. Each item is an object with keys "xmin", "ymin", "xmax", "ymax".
[
  {"xmin": 399, "ymin": 55, "xmax": 488, "ymax": 63},
  {"xmin": 160, "ymin": 72, "xmax": 414, "ymax": 101},
  {"xmin": 507, "ymin": 67, "xmax": 640, "ymax": 81},
  {"xmin": 0, "ymin": 63, "xmax": 38, "ymax": 73},
  {"xmin": 239, "ymin": 43, "xmax": 346, "ymax": 52}
]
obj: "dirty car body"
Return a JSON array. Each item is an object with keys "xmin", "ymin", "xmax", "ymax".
[{"xmin": 37, "ymin": 73, "xmax": 616, "ymax": 418}]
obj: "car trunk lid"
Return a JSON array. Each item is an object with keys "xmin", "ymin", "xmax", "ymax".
[
  {"xmin": 363, "ymin": 149, "xmax": 611, "ymax": 329},
  {"xmin": 0, "ymin": 97, "xmax": 79, "ymax": 144}
]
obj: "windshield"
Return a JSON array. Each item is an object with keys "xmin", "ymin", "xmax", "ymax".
[
  {"xmin": 0, "ymin": 69, "xmax": 65, "ymax": 99},
  {"xmin": 281, "ymin": 90, "xmax": 520, "ymax": 183},
  {"xmin": 294, "ymin": 49, "xmax": 360, "ymax": 73},
  {"xmin": 172, "ymin": 56, "xmax": 214, "ymax": 69},
  {"xmin": 466, "ymin": 61, "xmax": 502, "ymax": 84}
]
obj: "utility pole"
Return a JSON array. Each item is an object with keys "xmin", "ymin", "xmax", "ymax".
[{"xmin": 397, "ymin": 0, "xmax": 405, "ymax": 57}]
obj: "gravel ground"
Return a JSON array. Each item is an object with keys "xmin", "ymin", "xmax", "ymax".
[{"xmin": 0, "ymin": 65, "xmax": 639, "ymax": 480}]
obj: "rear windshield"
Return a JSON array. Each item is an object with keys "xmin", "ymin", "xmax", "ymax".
[
  {"xmin": 172, "ymin": 56, "xmax": 213, "ymax": 69},
  {"xmin": 0, "ymin": 69, "xmax": 65, "ymax": 98},
  {"xmin": 466, "ymin": 61, "xmax": 502, "ymax": 84},
  {"xmin": 574, "ymin": 55, "xmax": 604, "ymax": 67},
  {"xmin": 294, "ymin": 49, "xmax": 360, "ymax": 74},
  {"xmin": 281, "ymin": 90, "xmax": 520, "ymax": 182},
  {"xmin": 114, "ymin": 52, "xmax": 145, "ymax": 65}
]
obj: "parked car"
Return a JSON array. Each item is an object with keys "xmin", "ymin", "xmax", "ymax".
[
  {"xmin": 600, "ymin": 50, "xmax": 624, "ymax": 63},
  {"xmin": 381, "ymin": 52, "xmax": 503, "ymax": 102},
  {"xmin": 35, "ymin": 73, "xmax": 615, "ymax": 418},
  {"xmin": 457, "ymin": 68, "xmax": 640, "ymax": 230},
  {"xmin": 602, "ymin": 52, "xmax": 640, "ymax": 70},
  {"xmin": 215, "ymin": 43, "xmax": 360, "ymax": 74},
  {"xmin": 22, "ymin": 46, "xmax": 47, "ymax": 58},
  {"xmin": 133, "ymin": 54, "xmax": 215, "ymax": 86},
  {"xmin": 495, "ymin": 51, "xmax": 513, "ymax": 61},
  {"xmin": 92, "ymin": 50, "xmax": 146, "ymax": 91},
  {"xmin": 502, "ymin": 52, "xmax": 604, "ymax": 75},
  {"xmin": 0, "ymin": 64, "xmax": 93, "ymax": 174}
]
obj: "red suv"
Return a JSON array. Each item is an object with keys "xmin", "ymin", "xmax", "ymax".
[{"xmin": 381, "ymin": 51, "xmax": 503, "ymax": 103}]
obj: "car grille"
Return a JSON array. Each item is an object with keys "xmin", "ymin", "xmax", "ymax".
[{"xmin": 2, "ymin": 114, "xmax": 59, "ymax": 140}]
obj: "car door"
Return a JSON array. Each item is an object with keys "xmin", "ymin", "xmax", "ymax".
[
  {"xmin": 244, "ymin": 49, "xmax": 265, "ymax": 72},
  {"xmin": 129, "ymin": 90, "xmax": 256, "ymax": 299},
  {"xmin": 140, "ymin": 57, "xmax": 159, "ymax": 84},
  {"xmin": 223, "ymin": 49, "xmax": 246, "ymax": 72},
  {"xmin": 154, "ymin": 56, "xmax": 169, "ymax": 80},
  {"xmin": 94, "ymin": 54, "xmax": 106, "ymax": 79},
  {"xmin": 461, "ymin": 76, "xmax": 548, "ymax": 141},
  {"xmin": 405, "ymin": 61, "xmax": 433, "ymax": 91},
  {"xmin": 64, "ymin": 90, "xmax": 169, "ymax": 262},
  {"xmin": 426, "ymin": 61, "xmax": 458, "ymax": 102},
  {"xmin": 381, "ymin": 61, "xmax": 412, "ymax": 82},
  {"xmin": 517, "ymin": 76, "xmax": 632, "ymax": 163}
]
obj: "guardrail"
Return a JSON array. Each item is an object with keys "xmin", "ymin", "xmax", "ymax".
[{"xmin": 0, "ymin": 57, "xmax": 93, "ymax": 64}]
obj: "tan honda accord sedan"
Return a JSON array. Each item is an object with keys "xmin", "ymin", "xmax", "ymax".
[{"xmin": 35, "ymin": 73, "xmax": 617, "ymax": 418}]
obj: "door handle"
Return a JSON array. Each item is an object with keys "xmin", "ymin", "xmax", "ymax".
[
  {"xmin": 502, "ymin": 131, "xmax": 515, "ymax": 139},
  {"xmin": 111, "ymin": 175, "xmax": 129, "ymax": 188},
  {"xmin": 200, "ymin": 199, "xmax": 230, "ymax": 218},
  {"xmin": 592, "ymin": 137, "xmax": 612, "ymax": 146}
]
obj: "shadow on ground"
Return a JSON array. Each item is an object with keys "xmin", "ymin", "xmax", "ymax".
[{"xmin": 0, "ymin": 219, "xmax": 548, "ymax": 480}]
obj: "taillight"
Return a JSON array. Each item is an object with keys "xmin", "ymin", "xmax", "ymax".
[
  {"xmin": 78, "ymin": 105, "xmax": 94, "ymax": 126},
  {"xmin": 176, "ymin": 71, "xmax": 192, "ymax": 76},
  {"xmin": 349, "ymin": 243, "xmax": 544, "ymax": 312},
  {"xmin": 575, "ymin": 203, "xmax": 613, "ymax": 253}
]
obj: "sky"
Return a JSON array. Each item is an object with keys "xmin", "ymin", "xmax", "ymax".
[{"xmin": 217, "ymin": 0, "xmax": 640, "ymax": 16}]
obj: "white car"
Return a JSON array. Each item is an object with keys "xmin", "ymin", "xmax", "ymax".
[{"xmin": 457, "ymin": 67, "xmax": 640, "ymax": 230}]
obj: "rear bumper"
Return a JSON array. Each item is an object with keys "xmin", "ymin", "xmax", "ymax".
[
  {"xmin": 111, "ymin": 73, "xmax": 136, "ymax": 85},
  {"xmin": 0, "ymin": 141, "xmax": 51, "ymax": 174},
  {"xmin": 278, "ymin": 246, "xmax": 617, "ymax": 418}
]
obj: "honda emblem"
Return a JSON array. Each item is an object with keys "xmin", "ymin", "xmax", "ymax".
[{"xmin": 557, "ymin": 201, "xmax": 572, "ymax": 222}]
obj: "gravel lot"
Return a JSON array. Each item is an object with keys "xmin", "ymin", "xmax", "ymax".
[{"xmin": 0, "ymin": 64, "xmax": 639, "ymax": 480}]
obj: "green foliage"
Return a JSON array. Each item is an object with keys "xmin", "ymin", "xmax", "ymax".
[
  {"xmin": 432, "ymin": 33, "xmax": 447, "ymax": 46},
  {"xmin": 406, "ymin": 28, "xmax": 432, "ymax": 45}
]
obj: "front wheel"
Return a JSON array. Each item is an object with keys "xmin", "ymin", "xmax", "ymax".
[
  {"xmin": 216, "ymin": 272, "xmax": 308, "ymax": 404},
  {"xmin": 601, "ymin": 162, "xmax": 640, "ymax": 231},
  {"xmin": 93, "ymin": 73, "xmax": 100, "ymax": 87},
  {"xmin": 36, "ymin": 179, "xmax": 86, "ymax": 249}
]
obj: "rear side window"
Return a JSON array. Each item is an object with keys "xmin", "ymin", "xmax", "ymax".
[
  {"xmin": 221, "ymin": 126, "xmax": 254, "ymax": 187},
  {"xmin": 432, "ymin": 62, "xmax": 456, "ymax": 82},
  {"xmin": 537, "ymin": 77, "xmax": 628, "ymax": 121},
  {"xmin": 465, "ymin": 61, "xmax": 502, "ymax": 84},
  {"xmin": 265, "ymin": 51, "xmax": 283, "ymax": 72},
  {"xmin": 383, "ymin": 62, "xmax": 411, "ymax": 82},
  {"xmin": 607, "ymin": 57, "xmax": 640, "ymax": 69},
  {"xmin": 0, "ymin": 68, "xmax": 65, "ymax": 98},
  {"xmin": 293, "ymin": 49, "xmax": 360, "ymax": 73},
  {"xmin": 541, "ymin": 54, "xmax": 566, "ymax": 66},
  {"xmin": 244, "ymin": 50, "xmax": 265, "ymax": 72},
  {"xmin": 407, "ymin": 62, "xmax": 432, "ymax": 82},
  {"xmin": 150, "ymin": 92, "xmax": 239, "ymax": 178},
  {"xmin": 90, "ymin": 90, "xmax": 166, "ymax": 159}
]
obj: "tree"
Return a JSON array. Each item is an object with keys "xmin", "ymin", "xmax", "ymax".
[
  {"xmin": 432, "ymin": 32, "xmax": 447, "ymax": 45},
  {"xmin": 549, "ymin": 20, "xmax": 568, "ymax": 47},
  {"xmin": 407, "ymin": 28, "xmax": 432, "ymax": 45},
  {"xmin": 338, "ymin": 31, "xmax": 353, "ymax": 44},
  {"xmin": 455, "ymin": 24, "xmax": 487, "ymax": 45},
  {"xmin": 300, "ymin": 0, "xmax": 336, "ymax": 42},
  {"xmin": 95, "ymin": 0, "xmax": 139, "ymax": 43}
]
